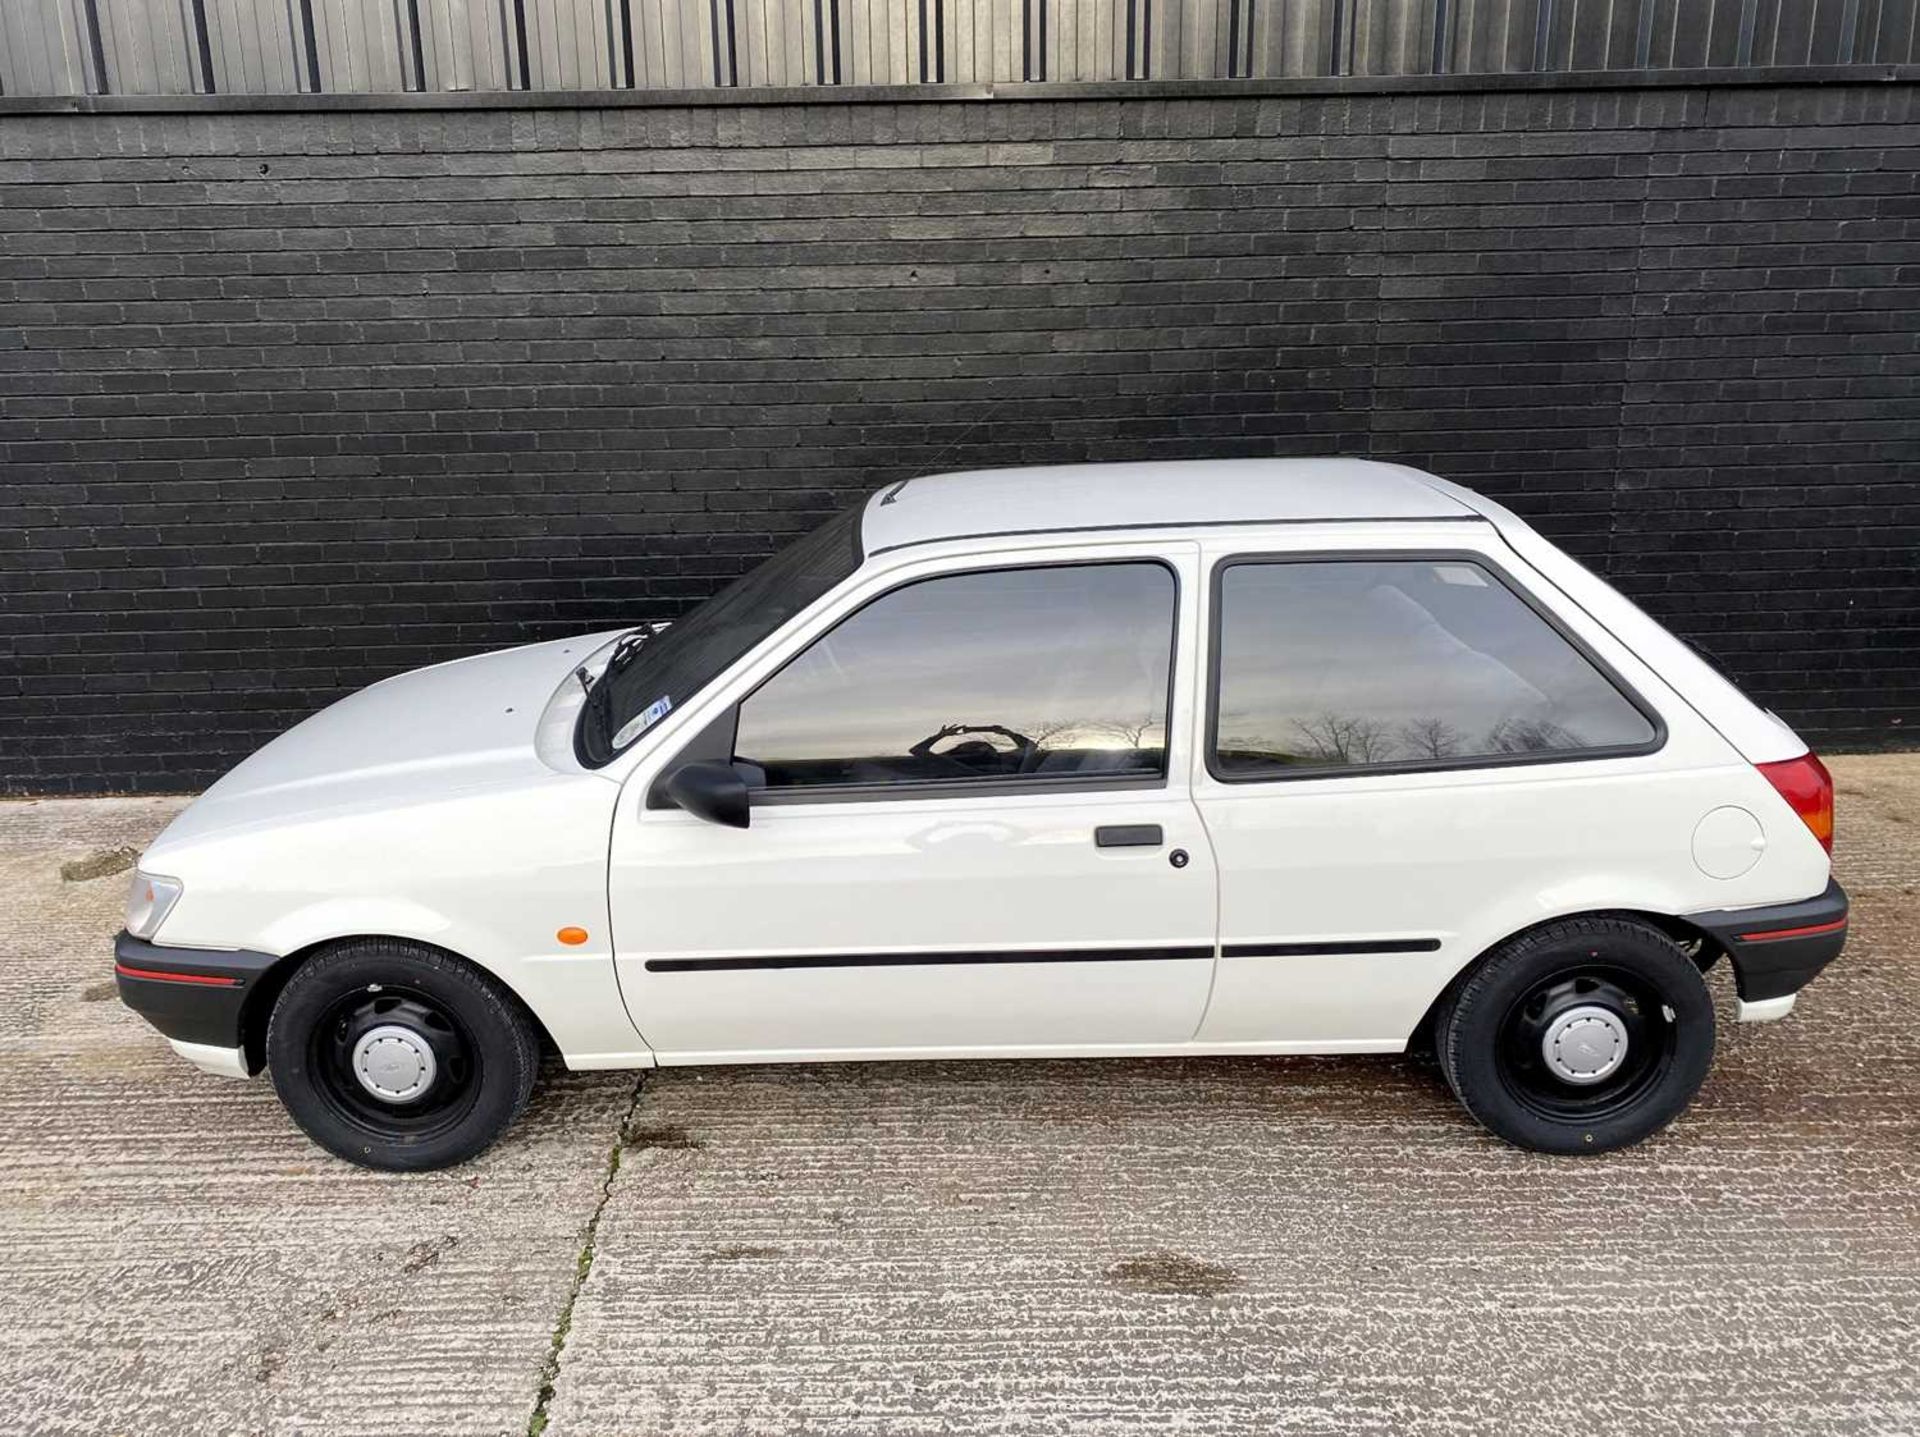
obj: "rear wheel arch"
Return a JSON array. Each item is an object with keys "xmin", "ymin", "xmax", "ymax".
[
  {"xmin": 1407, "ymin": 907, "xmax": 1724, "ymax": 1053},
  {"xmin": 1430, "ymin": 913, "xmax": 1716, "ymax": 1153}
]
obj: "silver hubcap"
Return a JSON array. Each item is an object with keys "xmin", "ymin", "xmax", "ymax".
[
  {"xmin": 1541, "ymin": 1004, "xmax": 1629, "ymax": 1085},
  {"xmin": 352, "ymin": 1024, "xmax": 438, "ymax": 1104}
]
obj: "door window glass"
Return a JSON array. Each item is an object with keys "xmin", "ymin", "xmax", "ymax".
[
  {"xmin": 734, "ymin": 563, "xmax": 1176, "ymax": 790},
  {"xmin": 1211, "ymin": 558, "xmax": 1657, "ymax": 776}
]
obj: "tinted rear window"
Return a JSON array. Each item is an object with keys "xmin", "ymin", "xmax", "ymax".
[{"xmin": 1211, "ymin": 558, "xmax": 1658, "ymax": 777}]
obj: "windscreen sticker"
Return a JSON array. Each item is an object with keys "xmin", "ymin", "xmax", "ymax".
[{"xmin": 612, "ymin": 695, "xmax": 672, "ymax": 749}]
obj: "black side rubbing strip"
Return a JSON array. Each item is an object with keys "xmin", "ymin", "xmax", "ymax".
[
  {"xmin": 645, "ymin": 939, "xmax": 1443, "ymax": 972},
  {"xmin": 647, "ymin": 945, "xmax": 1216, "ymax": 973},
  {"xmin": 1224, "ymin": 939, "xmax": 1442, "ymax": 957}
]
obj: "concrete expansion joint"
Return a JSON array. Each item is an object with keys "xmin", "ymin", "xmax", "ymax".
[{"xmin": 527, "ymin": 1074, "xmax": 647, "ymax": 1437}]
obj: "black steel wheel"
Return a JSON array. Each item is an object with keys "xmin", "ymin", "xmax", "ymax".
[
  {"xmin": 267, "ymin": 939, "xmax": 540, "ymax": 1170},
  {"xmin": 306, "ymin": 984, "xmax": 480, "ymax": 1140},
  {"xmin": 1436, "ymin": 917, "xmax": 1715, "ymax": 1155}
]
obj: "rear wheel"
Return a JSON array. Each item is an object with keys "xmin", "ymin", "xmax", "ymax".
[
  {"xmin": 266, "ymin": 939, "xmax": 540, "ymax": 1170},
  {"xmin": 1436, "ymin": 917, "xmax": 1715, "ymax": 1155}
]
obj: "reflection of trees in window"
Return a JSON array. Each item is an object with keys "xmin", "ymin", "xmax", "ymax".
[
  {"xmin": 910, "ymin": 714, "xmax": 1163, "ymax": 755},
  {"xmin": 1290, "ymin": 713, "xmax": 1391, "ymax": 765},
  {"xmin": 891, "ymin": 712, "xmax": 1167, "ymax": 780},
  {"xmin": 1484, "ymin": 717, "xmax": 1578, "ymax": 753},
  {"xmin": 1219, "ymin": 710, "xmax": 1584, "ymax": 769},
  {"xmin": 1015, "ymin": 717, "xmax": 1081, "ymax": 751},
  {"xmin": 1091, "ymin": 714, "xmax": 1165, "ymax": 751},
  {"xmin": 1398, "ymin": 716, "xmax": 1464, "ymax": 760}
]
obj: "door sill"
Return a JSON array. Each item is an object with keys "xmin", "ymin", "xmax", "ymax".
[{"xmin": 636, "ymin": 1038, "xmax": 1408, "ymax": 1067}]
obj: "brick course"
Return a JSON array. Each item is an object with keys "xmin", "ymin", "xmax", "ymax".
[{"xmin": 1, "ymin": 82, "xmax": 1915, "ymax": 791}]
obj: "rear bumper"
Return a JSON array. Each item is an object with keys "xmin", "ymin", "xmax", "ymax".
[
  {"xmin": 1688, "ymin": 878, "xmax": 1849, "ymax": 1010},
  {"xmin": 114, "ymin": 931, "xmax": 278, "ymax": 1076}
]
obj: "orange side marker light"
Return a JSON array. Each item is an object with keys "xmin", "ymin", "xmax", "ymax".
[{"xmin": 557, "ymin": 926, "xmax": 590, "ymax": 946}]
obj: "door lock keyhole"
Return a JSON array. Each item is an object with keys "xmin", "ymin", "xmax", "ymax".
[{"xmin": 1169, "ymin": 849, "xmax": 1190, "ymax": 869}]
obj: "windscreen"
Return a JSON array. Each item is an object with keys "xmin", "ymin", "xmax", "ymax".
[{"xmin": 576, "ymin": 503, "xmax": 864, "ymax": 767}]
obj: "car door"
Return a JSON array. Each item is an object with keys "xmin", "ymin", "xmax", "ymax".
[
  {"xmin": 606, "ymin": 542, "xmax": 1219, "ymax": 1061},
  {"xmin": 1187, "ymin": 537, "xmax": 1738, "ymax": 1052}
]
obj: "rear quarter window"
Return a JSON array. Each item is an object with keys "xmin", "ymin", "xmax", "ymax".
[{"xmin": 1209, "ymin": 556, "xmax": 1660, "ymax": 779}]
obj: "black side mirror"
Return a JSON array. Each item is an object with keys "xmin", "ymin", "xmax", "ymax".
[{"xmin": 663, "ymin": 761, "xmax": 751, "ymax": 829}]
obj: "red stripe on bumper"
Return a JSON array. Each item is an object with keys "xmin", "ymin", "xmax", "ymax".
[
  {"xmin": 115, "ymin": 961, "xmax": 242, "ymax": 987},
  {"xmin": 1736, "ymin": 917, "xmax": 1849, "ymax": 943}
]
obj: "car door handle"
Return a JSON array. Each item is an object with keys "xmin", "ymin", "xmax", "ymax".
[{"xmin": 1094, "ymin": 824, "xmax": 1163, "ymax": 848}]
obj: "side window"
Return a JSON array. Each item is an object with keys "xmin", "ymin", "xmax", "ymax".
[
  {"xmin": 734, "ymin": 562, "xmax": 1177, "ymax": 791},
  {"xmin": 1210, "ymin": 557, "xmax": 1658, "ymax": 778}
]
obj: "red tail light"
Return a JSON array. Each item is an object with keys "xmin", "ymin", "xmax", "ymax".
[{"xmin": 1757, "ymin": 753, "xmax": 1834, "ymax": 854}]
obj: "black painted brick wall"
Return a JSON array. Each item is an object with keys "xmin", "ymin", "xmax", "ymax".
[{"xmin": 2, "ymin": 83, "xmax": 1916, "ymax": 793}]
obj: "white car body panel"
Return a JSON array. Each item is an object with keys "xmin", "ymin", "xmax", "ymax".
[
  {"xmin": 142, "ymin": 632, "xmax": 651, "ymax": 1066},
  {"xmin": 1186, "ymin": 524, "xmax": 1830, "ymax": 1047},
  {"xmin": 607, "ymin": 539, "xmax": 1217, "ymax": 1059},
  {"xmin": 613, "ymin": 789, "xmax": 1220, "ymax": 1060},
  {"xmin": 126, "ymin": 459, "xmax": 1836, "ymax": 1081},
  {"xmin": 168, "ymin": 1038, "xmax": 252, "ymax": 1078},
  {"xmin": 861, "ymin": 457, "xmax": 1474, "ymax": 554}
]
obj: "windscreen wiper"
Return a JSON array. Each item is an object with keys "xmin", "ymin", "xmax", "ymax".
[
  {"xmin": 577, "ymin": 622, "xmax": 666, "ymax": 697},
  {"xmin": 603, "ymin": 621, "xmax": 667, "ymax": 680},
  {"xmin": 578, "ymin": 622, "xmax": 668, "ymax": 752}
]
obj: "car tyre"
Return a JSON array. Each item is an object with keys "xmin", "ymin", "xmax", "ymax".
[
  {"xmin": 1436, "ymin": 916, "xmax": 1715, "ymax": 1155},
  {"xmin": 266, "ymin": 939, "xmax": 540, "ymax": 1171}
]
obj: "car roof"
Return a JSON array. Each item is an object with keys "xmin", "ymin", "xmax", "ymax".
[{"xmin": 859, "ymin": 457, "xmax": 1480, "ymax": 555}]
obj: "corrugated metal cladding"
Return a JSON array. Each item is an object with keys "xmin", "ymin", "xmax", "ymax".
[{"xmin": 0, "ymin": 0, "xmax": 1914, "ymax": 95}]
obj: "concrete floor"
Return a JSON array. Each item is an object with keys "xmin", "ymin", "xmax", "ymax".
[{"xmin": 3, "ymin": 756, "xmax": 1916, "ymax": 1436}]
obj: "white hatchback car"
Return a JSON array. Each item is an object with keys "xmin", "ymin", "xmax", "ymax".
[{"xmin": 116, "ymin": 459, "xmax": 1847, "ymax": 1169}]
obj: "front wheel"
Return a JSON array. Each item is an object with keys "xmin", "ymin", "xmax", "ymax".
[
  {"xmin": 266, "ymin": 939, "xmax": 540, "ymax": 1170},
  {"xmin": 1436, "ymin": 917, "xmax": 1715, "ymax": 1155}
]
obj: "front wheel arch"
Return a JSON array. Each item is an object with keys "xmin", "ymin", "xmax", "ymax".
[
  {"xmin": 263, "ymin": 936, "xmax": 547, "ymax": 1170},
  {"xmin": 240, "ymin": 935, "xmax": 561, "ymax": 1075}
]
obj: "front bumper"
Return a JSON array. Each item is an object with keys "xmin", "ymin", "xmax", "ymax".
[
  {"xmin": 113, "ymin": 931, "xmax": 279, "ymax": 1076},
  {"xmin": 1688, "ymin": 878, "xmax": 1849, "ymax": 1019}
]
